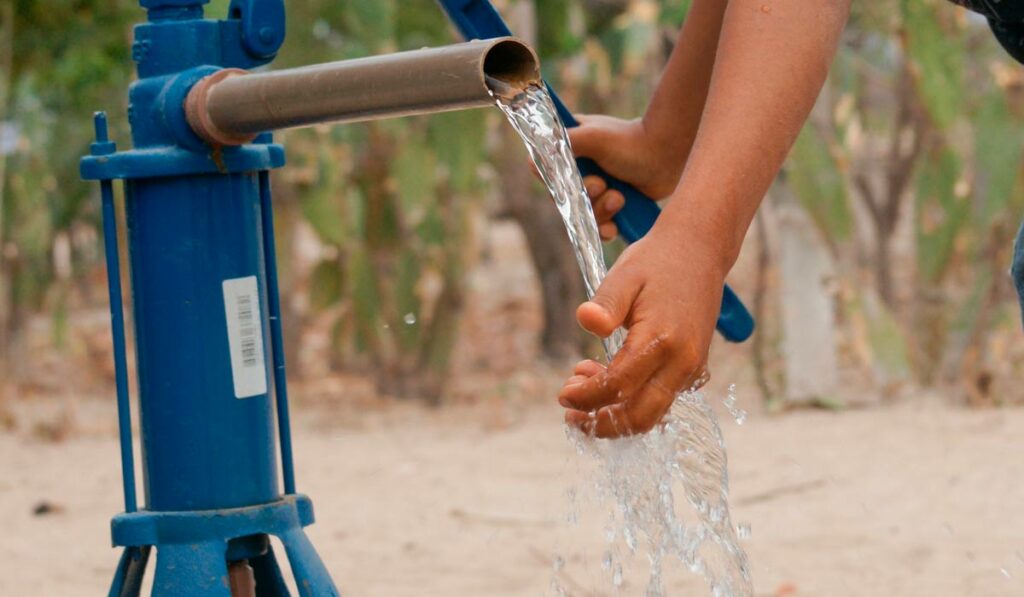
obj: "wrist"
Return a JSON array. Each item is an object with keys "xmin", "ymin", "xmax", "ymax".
[
  {"xmin": 637, "ymin": 116, "xmax": 689, "ymax": 194},
  {"xmin": 656, "ymin": 189, "xmax": 748, "ymax": 277}
]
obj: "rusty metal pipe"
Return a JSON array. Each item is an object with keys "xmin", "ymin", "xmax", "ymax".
[{"xmin": 186, "ymin": 38, "xmax": 540, "ymax": 146}]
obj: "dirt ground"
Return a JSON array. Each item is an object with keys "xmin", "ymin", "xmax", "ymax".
[
  {"xmin": 2, "ymin": 222, "xmax": 1022, "ymax": 595},
  {"xmin": 1, "ymin": 390, "xmax": 1023, "ymax": 597}
]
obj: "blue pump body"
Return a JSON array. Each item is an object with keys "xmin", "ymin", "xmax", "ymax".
[
  {"xmin": 81, "ymin": 1, "xmax": 337, "ymax": 594},
  {"xmin": 437, "ymin": 0, "xmax": 755, "ymax": 343}
]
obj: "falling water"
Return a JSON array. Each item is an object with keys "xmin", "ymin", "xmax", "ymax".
[{"xmin": 490, "ymin": 80, "xmax": 752, "ymax": 596}]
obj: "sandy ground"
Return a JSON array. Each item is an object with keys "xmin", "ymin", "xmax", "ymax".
[{"xmin": 1, "ymin": 393, "xmax": 1023, "ymax": 597}]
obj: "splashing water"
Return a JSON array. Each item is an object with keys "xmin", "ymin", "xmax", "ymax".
[{"xmin": 491, "ymin": 81, "xmax": 752, "ymax": 596}]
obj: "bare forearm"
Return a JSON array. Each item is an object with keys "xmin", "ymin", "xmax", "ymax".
[
  {"xmin": 643, "ymin": 0, "xmax": 727, "ymax": 165},
  {"xmin": 663, "ymin": 0, "xmax": 850, "ymax": 269}
]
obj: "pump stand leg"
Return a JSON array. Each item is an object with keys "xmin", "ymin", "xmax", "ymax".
[
  {"xmin": 108, "ymin": 546, "xmax": 151, "ymax": 597},
  {"xmin": 228, "ymin": 560, "xmax": 256, "ymax": 597},
  {"xmin": 152, "ymin": 541, "xmax": 231, "ymax": 597},
  {"xmin": 249, "ymin": 545, "xmax": 291, "ymax": 597},
  {"xmin": 277, "ymin": 528, "xmax": 340, "ymax": 597}
]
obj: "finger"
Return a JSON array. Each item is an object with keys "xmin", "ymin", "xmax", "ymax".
[
  {"xmin": 564, "ymin": 401, "xmax": 638, "ymax": 439},
  {"xmin": 567, "ymin": 115, "xmax": 609, "ymax": 162},
  {"xmin": 576, "ymin": 266, "xmax": 642, "ymax": 338},
  {"xmin": 688, "ymin": 366, "xmax": 711, "ymax": 392},
  {"xmin": 583, "ymin": 175, "xmax": 608, "ymax": 201},
  {"xmin": 573, "ymin": 359, "xmax": 605, "ymax": 376},
  {"xmin": 602, "ymin": 363, "xmax": 702, "ymax": 437},
  {"xmin": 562, "ymin": 374, "xmax": 589, "ymax": 388},
  {"xmin": 558, "ymin": 330, "xmax": 667, "ymax": 412},
  {"xmin": 592, "ymin": 191, "xmax": 625, "ymax": 224},
  {"xmin": 598, "ymin": 222, "xmax": 618, "ymax": 241},
  {"xmin": 565, "ymin": 376, "xmax": 676, "ymax": 439}
]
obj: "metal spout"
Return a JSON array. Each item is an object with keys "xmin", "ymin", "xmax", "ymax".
[{"xmin": 186, "ymin": 38, "xmax": 540, "ymax": 146}]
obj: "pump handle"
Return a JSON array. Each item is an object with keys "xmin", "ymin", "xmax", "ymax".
[{"xmin": 437, "ymin": 0, "xmax": 754, "ymax": 342}]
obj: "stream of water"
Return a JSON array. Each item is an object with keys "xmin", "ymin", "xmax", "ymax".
[{"xmin": 491, "ymin": 81, "xmax": 752, "ymax": 596}]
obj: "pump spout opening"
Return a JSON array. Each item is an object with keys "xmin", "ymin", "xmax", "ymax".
[
  {"xmin": 483, "ymin": 39, "xmax": 542, "ymax": 98},
  {"xmin": 186, "ymin": 37, "xmax": 541, "ymax": 146}
]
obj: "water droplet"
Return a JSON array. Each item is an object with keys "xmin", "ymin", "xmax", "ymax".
[
  {"xmin": 1000, "ymin": 567, "xmax": 1012, "ymax": 578},
  {"xmin": 602, "ymin": 551, "xmax": 613, "ymax": 571},
  {"xmin": 737, "ymin": 522, "xmax": 752, "ymax": 539},
  {"xmin": 604, "ymin": 523, "xmax": 616, "ymax": 543},
  {"xmin": 722, "ymin": 384, "xmax": 748, "ymax": 425},
  {"xmin": 550, "ymin": 579, "xmax": 567, "ymax": 597},
  {"xmin": 624, "ymin": 526, "xmax": 638, "ymax": 552},
  {"xmin": 612, "ymin": 564, "xmax": 624, "ymax": 587},
  {"xmin": 552, "ymin": 555, "xmax": 565, "ymax": 572},
  {"xmin": 403, "ymin": 312, "xmax": 417, "ymax": 325}
]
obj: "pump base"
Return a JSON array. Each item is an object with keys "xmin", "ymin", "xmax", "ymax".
[{"xmin": 107, "ymin": 495, "xmax": 338, "ymax": 596}]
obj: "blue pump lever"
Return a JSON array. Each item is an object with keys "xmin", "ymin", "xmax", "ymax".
[
  {"xmin": 228, "ymin": 0, "xmax": 286, "ymax": 59},
  {"xmin": 437, "ymin": 0, "xmax": 754, "ymax": 342}
]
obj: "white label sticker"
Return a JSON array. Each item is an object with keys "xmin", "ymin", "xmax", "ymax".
[{"xmin": 222, "ymin": 276, "xmax": 268, "ymax": 399}]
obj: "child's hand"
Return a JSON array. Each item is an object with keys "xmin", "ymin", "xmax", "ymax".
[
  {"xmin": 554, "ymin": 0, "xmax": 852, "ymax": 438},
  {"xmin": 568, "ymin": 115, "xmax": 685, "ymax": 241},
  {"xmin": 557, "ymin": 221, "xmax": 726, "ymax": 438}
]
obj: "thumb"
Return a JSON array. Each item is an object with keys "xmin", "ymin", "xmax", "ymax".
[
  {"xmin": 566, "ymin": 115, "xmax": 609, "ymax": 162},
  {"xmin": 577, "ymin": 269, "xmax": 641, "ymax": 338}
]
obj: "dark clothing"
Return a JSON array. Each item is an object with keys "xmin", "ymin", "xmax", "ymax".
[
  {"xmin": 950, "ymin": 0, "xmax": 1024, "ymax": 63},
  {"xmin": 951, "ymin": 1, "xmax": 1024, "ymax": 323},
  {"xmin": 951, "ymin": 0, "xmax": 1024, "ymax": 20},
  {"xmin": 1015, "ymin": 222, "xmax": 1024, "ymax": 325}
]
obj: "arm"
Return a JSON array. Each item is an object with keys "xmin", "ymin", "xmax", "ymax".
[
  {"xmin": 572, "ymin": 0, "xmax": 727, "ymax": 238},
  {"xmin": 666, "ymin": 0, "xmax": 851, "ymax": 271},
  {"xmin": 643, "ymin": 0, "xmax": 729, "ymax": 172},
  {"xmin": 561, "ymin": 0, "xmax": 850, "ymax": 438}
]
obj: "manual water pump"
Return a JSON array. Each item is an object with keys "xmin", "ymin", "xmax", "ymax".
[{"xmin": 81, "ymin": 1, "xmax": 540, "ymax": 594}]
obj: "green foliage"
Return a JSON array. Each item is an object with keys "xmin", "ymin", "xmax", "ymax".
[
  {"xmin": 535, "ymin": 0, "xmax": 580, "ymax": 57},
  {"xmin": 915, "ymin": 145, "xmax": 967, "ymax": 285},
  {"xmin": 2, "ymin": 0, "xmax": 135, "ymax": 345},
  {"xmin": 787, "ymin": 125, "xmax": 852, "ymax": 245},
  {"xmin": 973, "ymin": 91, "xmax": 1024, "ymax": 230},
  {"xmin": 901, "ymin": 0, "xmax": 965, "ymax": 129},
  {"xmin": 279, "ymin": 3, "xmax": 498, "ymax": 400},
  {"xmin": 785, "ymin": 0, "xmax": 1024, "ymax": 386},
  {"xmin": 6, "ymin": 0, "xmax": 1024, "ymax": 399}
]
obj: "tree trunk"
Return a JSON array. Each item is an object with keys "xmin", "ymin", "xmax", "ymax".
[
  {"xmin": 875, "ymin": 229, "xmax": 894, "ymax": 308},
  {"xmin": 496, "ymin": 0, "xmax": 587, "ymax": 360},
  {"xmin": 0, "ymin": 0, "xmax": 12, "ymax": 399},
  {"xmin": 750, "ymin": 209, "xmax": 776, "ymax": 405},
  {"xmin": 496, "ymin": 127, "xmax": 587, "ymax": 359},
  {"xmin": 776, "ymin": 195, "xmax": 840, "ymax": 405}
]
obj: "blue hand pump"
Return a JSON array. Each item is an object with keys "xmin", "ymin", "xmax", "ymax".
[{"xmin": 81, "ymin": 1, "xmax": 338, "ymax": 594}]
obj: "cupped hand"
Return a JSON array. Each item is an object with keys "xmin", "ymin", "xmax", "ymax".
[{"xmin": 557, "ymin": 224, "xmax": 725, "ymax": 438}]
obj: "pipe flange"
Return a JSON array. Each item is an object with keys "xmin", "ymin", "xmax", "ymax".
[{"xmin": 185, "ymin": 68, "xmax": 259, "ymax": 147}]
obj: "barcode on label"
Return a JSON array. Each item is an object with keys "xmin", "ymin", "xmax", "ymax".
[
  {"xmin": 236, "ymin": 294, "xmax": 258, "ymax": 368},
  {"xmin": 222, "ymin": 276, "xmax": 268, "ymax": 399}
]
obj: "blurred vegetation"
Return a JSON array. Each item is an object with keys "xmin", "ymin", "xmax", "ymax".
[
  {"xmin": 785, "ymin": 0, "xmax": 1024, "ymax": 402},
  {"xmin": 0, "ymin": 0, "xmax": 1022, "ymax": 405}
]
